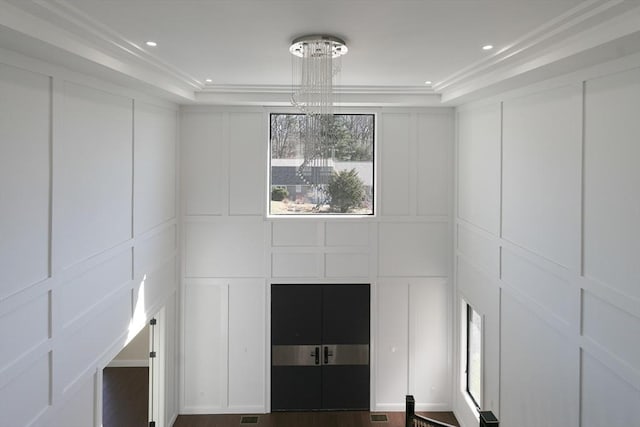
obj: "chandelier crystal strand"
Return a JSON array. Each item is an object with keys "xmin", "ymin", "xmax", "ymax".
[{"xmin": 290, "ymin": 35, "xmax": 347, "ymax": 209}]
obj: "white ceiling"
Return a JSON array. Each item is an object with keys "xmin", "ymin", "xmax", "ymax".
[{"xmin": 1, "ymin": 0, "xmax": 640, "ymax": 104}]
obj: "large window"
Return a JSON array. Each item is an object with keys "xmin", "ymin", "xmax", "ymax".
[
  {"xmin": 269, "ymin": 113, "xmax": 374, "ymax": 216},
  {"xmin": 466, "ymin": 304, "xmax": 482, "ymax": 409}
]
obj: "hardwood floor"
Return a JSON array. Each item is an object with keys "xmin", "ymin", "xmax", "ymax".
[
  {"xmin": 172, "ymin": 411, "xmax": 459, "ymax": 427},
  {"xmin": 103, "ymin": 367, "xmax": 149, "ymax": 427}
]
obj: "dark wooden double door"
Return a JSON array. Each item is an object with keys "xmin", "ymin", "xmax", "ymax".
[{"xmin": 271, "ymin": 284, "xmax": 370, "ymax": 411}]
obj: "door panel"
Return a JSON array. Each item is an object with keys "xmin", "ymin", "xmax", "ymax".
[{"xmin": 271, "ymin": 284, "xmax": 370, "ymax": 411}]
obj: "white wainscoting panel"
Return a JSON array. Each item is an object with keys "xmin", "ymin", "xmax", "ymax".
[
  {"xmin": 325, "ymin": 253, "xmax": 369, "ymax": 278},
  {"xmin": 456, "ymin": 225, "xmax": 499, "ymax": 277},
  {"xmin": 325, "ymin": 222, "xmax": 370, "ymax": 247},
  {"xmin": 408, "ymin": 279, "xmax": 450, "ymax": 407},
  {"xmin": 180, "ymin": 111, "xmax": 224, "ymax": 215},
  {"xmin": 500, "ymin": 292, "xmax": 578, "ymax": 427},
  {"xmin": 228, "ymin": 280, "xmax": 266, "ymax": 410},
  {"xmin": 581, "ymin": 352, "xmax": 640, "ymax": 427},
  {"xmin": 501, "ymin": 249, "xmax": 574, "ymax": 327},
  {"xmin": 417, "ymin": 112, "xmax": 452, "ymax": 216},
  {"xmin": 183, "ymin": 283, "xmax": 228, "ymax": 410},
  {"xmin": 502, "ymin": 85, "xmax": 582, "ymax": 270},
  {"xmin": 134, "ymin": 102, "xmax": 177, "ymax": 235},
  {"xmin": 60, "ymin": 250, "xmax": 132, "ymax": 328},
  {"xmin": 0, "ymin": 63, "xmax": 50, "ymax": 298},
  {"xmin": 0, "ymin": 352, "xmax": 50, "ymax": 427},
  {"xmin": 0, "ymin": 292, "xmax": 49, "ymax": 373},
  {"xmin": 375, "ymin": 281, "xmax": 409, "ymax": 409},
  {"xmin": 49, "ymin": 373, "xmax": 95, "ymax": 427},
  {"xmin": 272, "ymin": 221, "xmax": 319, "ymax": 247},
  {"xmin": 228, "ymin": 112, "xmax": 264, "ymax": 216},
  {"xmin": 583, "ymin": 69, "xmax": 640, "ymax": 299},
  {"xmin": 380, "ymin": 113, "xmax": 411, "ymax": 216},
  {"xmin": 135, "ymin": 225, "xmax": 177, "ymax": 277},
  {"xmin": 582, "ymin": 292, "xmax": 640, "ymax": 372},
  {"xmin": 184, "ymin": 221, "xmax": 265, "ymax": 278},
  {"xmin": 56, "ymin": 81, "xmax": 133, "ymax": 270},
  {"xmin": 456, "ymin": 104, "xmax": 500, "ymax": 234},
  {"xmin": 378, "ymin": 222, "xmax": 448, "ymax": 277},
  {"xmin": 272, "ymin": 253, "xmax": 321, "ymax": 278}
]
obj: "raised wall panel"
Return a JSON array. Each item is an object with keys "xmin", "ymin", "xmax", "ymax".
[
  {"xmin": 0, "ymin": 292, "xmax": 49, "ymax": 372},
  {"xmin": 184, "ymin": 221, "xmax": 265, "ymax": 277},
  {"xmin": 134, "ymin": 102, "xmax": 177, "ymax": 235},
  {"xmin": 502, "ymin": 85, "xmax": 582, "ymax": 270},
  {"xmin": 325, "ymin": 222, "xmax": 370, "ymax": 247},
  {"xmin": 0, "ymin": 63, "xmax": 50, "ymax": 298},
  {"xmin": 60, "ymin": 250, "xmax": 131, "ymax": 328},
  {"xmin": 380, "ymin": 113, "xmax": 410, "ymax": 216},
  {"xmin": 417, "ymin": 113, "xmax": 452, "ymax": 216},
  {"xmin": 135, "ymin": 225, "xmax": 177, "ymax": 277},
  {"xmin": 457, "ymin": 104, "xmax": 500, "ymax": 234},
  {"xmin": 56, "ymin": 81, "xmax": 132, "ymax": 270},
  {"xmin": 183, "ymin": 283, "xmax": 227, "ymax": 409},
  {"xmin": 271, "ymin": 253, "xmax": 320, "ymax": 278},
  {"xmin": 456, "ymin": 225, "xmax": 499, "ymax": 277},
  {"xmin": 272, "ymin": 221, "xmax": 319, "ymax": 247},
  {"xmin": 181, "ymin": 112, "xmax": 224, "ymax": 215},
  {"xmin": 584, "ymin": 69, "xmax": 640, "ymax": 299},
  {"xmin": 501, "ymin": 292, "xmax": 578, "ymax": 427},
  {"xmin": 0, "ymin": 353, "xmax": 50, "ymax": 427},
  {"xmin": 228, "ymin": 280, "xmax": 265, "ymax": 409},
  {"xmin": 581, "ymin": 352, "xmax": 640, "ymax": 427},
  {"xmin": 325, "ymin": 253, "xmax": 369, "ymax": 278},
  {"xmin": 375, "ymin": 281, "xmax": 409, "ymax": 408},
  {"xmin": 50, "ymin": 373, "xmax": 95, "ymax": 427},
  {"xmin": 379, "ymin": 222, "xmax": 448, "ymax": 277},
  {"xmin": 139, "ymin": 259, "xmax": 177, "ymax": 317},
  {"xmin": 229, "ymin": 112, "xmax": 264, "ymax": 215},
  {"xmin": 456, "ymin": 258, "xmax": 497, "ymax": 322},
  {"xmin": 582, "ymin": 292, "xmax": 640, "ymax": 372},
  {"xmin": 58, "ymin": 291, "xmax": 131, "ymax": 391},
  {"xmin": 501, "ymin": 249, "xmax": 574, "ymax": 327},
  {"xmin": 408, "ymin": 279, "xmax": 449, "ymax": 405}
]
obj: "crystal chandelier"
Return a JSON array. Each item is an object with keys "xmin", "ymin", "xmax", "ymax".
[{"xmin": 289, "ymin": 35, "xmax": 348, "ymax": 208}]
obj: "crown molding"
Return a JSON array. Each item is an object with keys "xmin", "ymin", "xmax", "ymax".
[{"xmin": 437, "ymin": 0, "xmax": 640, "ymax": 104}]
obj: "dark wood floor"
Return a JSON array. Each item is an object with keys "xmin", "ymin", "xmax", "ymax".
[
  {"xmin": 173, "ymin": 411, "xmax": 459, "ymax": 427},
  {"xmin": 103, "ymin": 367, "xmax": 149, "ymax": 427}
]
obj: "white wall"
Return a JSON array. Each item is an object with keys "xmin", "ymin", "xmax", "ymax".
[
  {"xmin": 179, "ymin": 107, "xmax": 454, "ymax": 413},
  {"xmin": 0, "ymin": 48, "xmax": 180, "ymax": 427},
  {"xmin": 454, "ymin": 63, "xmax": 640, "ymax": 427}
]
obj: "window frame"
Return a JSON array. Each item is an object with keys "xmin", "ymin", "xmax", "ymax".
[
  {"xmin": 465, "ymin": 303, "xmax": 482, "ymax": 410},
  {"xmin": 267, "ymin": 112, "xmax": 377, "ymax": 218}
]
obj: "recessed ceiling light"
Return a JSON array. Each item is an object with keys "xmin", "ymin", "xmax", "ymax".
[
  {"xmin": 205, "ymin": 79, "xmax": 213, "ymax": 83},
  {"xmin": 424, "ymin": 80, "xmax": 432, "ymax": 85},
  {"xmin": 482, "ymin": 44, "xmax": 494, "ymax": 51},
  {"xmin": 146, "ymin": 41, "xmax": 157, "ymax": 47}
]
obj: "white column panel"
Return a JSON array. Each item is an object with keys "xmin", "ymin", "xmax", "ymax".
[
  {"xmin": 417, "ymin": 112, "xmax": 452, "ymax": 216},
  {"xmin": 502, "ymin": 85, "xmax": 582, "ymax": 270},
  {"xmin": 228, "ymin": 280, "xmax": 266, "ymax": 410},
  {"xmin": 134, "ymin": 102, "xmax": 177, "ymax": 235},
  {"xmin": 375, "ymin": 281, "xmax": 408, "ymax": 409},
  {"xmin": 180, "ymin": 111, "xmax": 224, "ymax": 215},
  {"xmin": 183, "ymin": 283, "xmax": 228, "ymax": 410},
  {"xmin": 584, "ymin": 69, "xmax": 640, "ymax": 299},
  {"xmin": 457, "ymin": 104, "xmax": 500, "ymax": 234},
  {"xmin": 0, "ymin": 63, "xmax": 50, "ymax": 298},
  {"xmin": 228, "ymin": 112, "xmax": 265, "ymax": 215},
  {"xmin": 380, "ymin": 113, "xmax": 411, "ymax": 216},
  {"xmin": 56, "ymin": 81, "xmax": 133, "ymax": 270}
]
